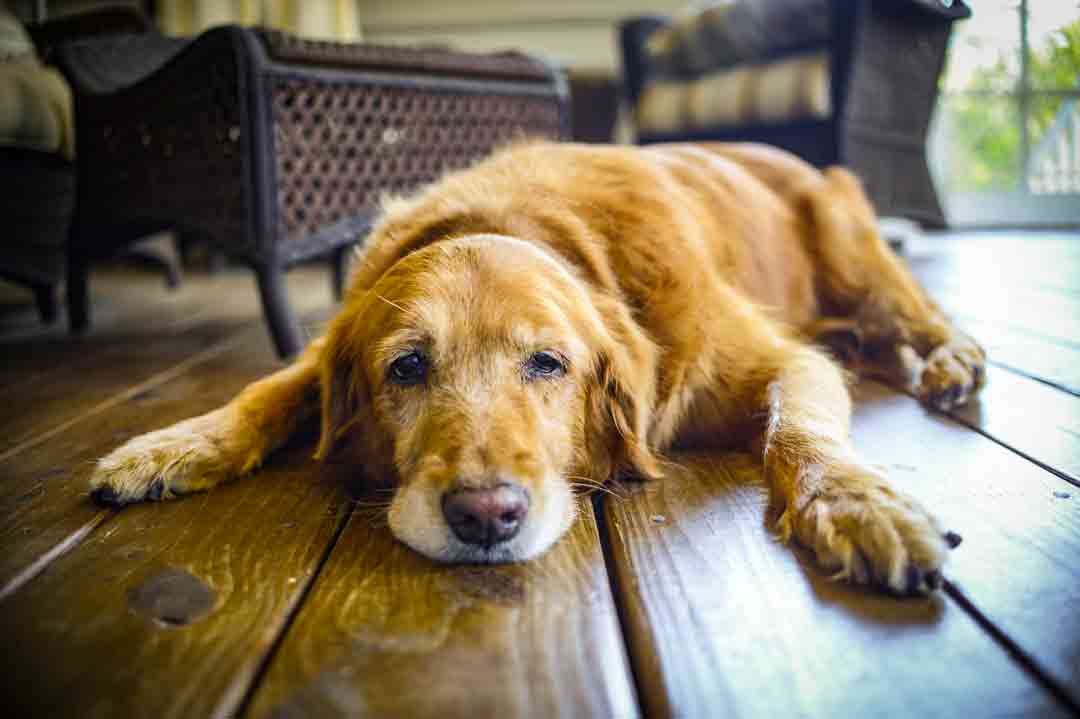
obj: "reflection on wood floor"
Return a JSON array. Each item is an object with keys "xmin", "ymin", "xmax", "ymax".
[{"xmin": 1, "ymin": 233, "xmax": 1078, "ymax": 717}]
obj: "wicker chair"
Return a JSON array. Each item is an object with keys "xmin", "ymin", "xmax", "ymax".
[
  {"xmin": 620, "ymin": 0, "xmax": 970, "ymax": 228},
  {"xmin": 0, "ymin": 6, "xmax": 150, "ymax": 324},
  {"xmin": 56, "ymin": 27, "xmax": 568, "ymax": 357}
]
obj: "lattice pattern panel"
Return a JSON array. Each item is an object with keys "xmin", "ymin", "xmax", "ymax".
[
  {"xmin": 845, "ymin": 10, "xmax": 951, "ymax": 139},
  {"xmin": 847, "ymin": 133, "xmax": 942, "ymax": 223},
  {"xmin": 270, "ymin": 78, "xmax": 564, "ymax": 243}
]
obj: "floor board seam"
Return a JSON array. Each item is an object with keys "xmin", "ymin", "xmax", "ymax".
[
  {"xmin": 0, "ymin": 330, "xmax": 254, "ymax": 464},
  {"xmin": 0, "ymin": 304, "xmax": 224, "ymax": 396},
  {"xmin": 946, "ymin": 311, "xmax": 1080, "ymax": 352},
  {"xmin": 0, "ymin": 511, "xmax": 111, "ymax": 601},
  {"xmin": 591, "ymin": 492, "xmax": 650, "ymax": 718},
  {"xmin": 988, "ymin": 360, "xmax": 1080, "ymax": 399},
  {"xmin": 941, "ymin": 411, "xmax": 1079, "ymax": 489},
  {"xmin": 877, "ymin": 380, "xmax": 1080, "ymax": 489},
  {"xmin": 226, "ymin": 497, "xmax": 356, "ymax": 719},
  {"xmin": 944, "ymin": 581, "xmax": 1080, "ymax": 716}
]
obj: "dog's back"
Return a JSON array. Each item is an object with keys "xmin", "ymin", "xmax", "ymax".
[{"xmin": 358, "ymin": 141, "xmax": 834, "ymax": 341}]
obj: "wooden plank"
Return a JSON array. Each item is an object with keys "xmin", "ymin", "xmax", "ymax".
[
  {"xmin": 898, "ymin": 234, "xmax": 1080, "ymax": 392},
  {"xmin": 906, "ymin": 237, "xmax": 1080, "ymax": 374},
  {"xmin": 942, "ymin": 366, "xmax": 1080, "ymax": 485},
  {"xmin": 852, "ymin": 383, "xmax": 1080, "ymax": 702},
  {"xmin": 1, "ymin": 321, "xmax": 248, "ymax": 456},
  {"xmin": 945, "ymin": 315, "xmax": 1080, "ymax": 396},
  {"xmin": 602, "ymin": 449, "xmax": 1072, "ymax": 718},
  {"xmin": 1, "ymin": 270, "xmax": 351, "ymax": 717},
  {"xmin": 0, "ymin": 264, "xmax": 331, "ymax": 386},
  {"xmin": 898, "ymin": 234, "xmax": 1080, "ymax": 482},
  {"xmin": 0, "ymin": 269, "xmax": 153, "ymax": 357},
  {"xmin": 911, "ymin": 233, "xmax": 1080, "ymax": 297},
  {"xmin": 0, "ymin": 267, "xmax": 331, "ymax": 454},
  {"xmin": 0, "ymin": 442, "xmax": 351, "ymax": 718},
  {"xmin": 0, "ymin": 323, "xmax": 309, "ymax": 594},
  {"xmin": 0, "ymin": 268, "xmax": 217, "ymax": 385},
  {"xmin": 921, "ymin": 282, "xmax": 1080, "ymax": 351},
  {"xmin": 246, "ymin": 496, "xmax": 639, "ymax": 718}
]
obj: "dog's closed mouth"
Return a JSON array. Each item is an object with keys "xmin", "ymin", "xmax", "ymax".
[{"xmin": 446, "ymin": 543, "xmax": 521, "ymax": 565}]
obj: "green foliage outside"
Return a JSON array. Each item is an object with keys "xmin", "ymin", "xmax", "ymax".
[{"xmin": 943, "ymin": 20, "xmax": 1080, "ymax": 192}]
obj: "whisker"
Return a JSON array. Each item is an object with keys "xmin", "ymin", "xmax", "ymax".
[
  {"xmin": 565, "ymin": 475, "xmax": 627, "ymax": 498},
  {"xmin": 374, "ymin": 293, "xmax": 423, "ymax": 322},
  {"xmin": 568, "ymin": 482, "xmax": 623, "ymax": 500},
  {"xmin": 350, "ymin": 498, "xmax": 391, "ymax": 509}
]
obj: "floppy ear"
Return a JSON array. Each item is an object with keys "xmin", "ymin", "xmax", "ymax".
[
  {"xmin": 313, "ymin": 309, "xmax": 370, "ymax": 461},
  {"xmin": 586, "ymin": 293, "xmax": 663, "ymax": 481}
]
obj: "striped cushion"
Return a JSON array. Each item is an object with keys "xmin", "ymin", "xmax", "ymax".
[
  {"xmin": 0, "ymin": 9, "xmax": 34, "ymax": 62},
  {"xmin": 0, "ymin": 9, "xmax": 74, "ymax": 159},
  {"xmin": 644, "ymin": 0, "xmax": 830, "ymax": 77},
  {"xmin": 636, "ymin": 51, "xmax": 830, "ymax": 134}
]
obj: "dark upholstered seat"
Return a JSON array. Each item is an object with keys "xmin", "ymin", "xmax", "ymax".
[{"xmin": 620, "ymin": 0, "xmax": 971, "ymax": 228}]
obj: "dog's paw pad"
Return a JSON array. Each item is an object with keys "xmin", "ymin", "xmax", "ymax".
[
  {"xmin": 90, "ymin": 484, "xmax": 124, "ymax": 507},
  {"xmin": 88, "ymin": 411, "xmax": 240, "ymax": 505},
  {"xmin": 917, "ymin": 341, "xmax": 986, "ymax": 411},
  {"xmin": 146, "ymin": 478, "xmax": 166, "ymax": 501},
  {"xmin": 790, "ymin": 474, "xmax": 955, "ymax": 596}
]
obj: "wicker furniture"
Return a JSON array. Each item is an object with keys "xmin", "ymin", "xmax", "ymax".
[
  {"xmin": 620, "ymin": 0, "xmax": 970, "ymax": 227},
  {"xmin": 0, "ymin": 148, "xmax": 72, "ymax": 322},
  {"xmin": 0, "ymin": 6, "xmax": 149, "ymax": 324},
  {"xmin": 56, "ymin": 27, "xmax": 568, "ymax": 357}
]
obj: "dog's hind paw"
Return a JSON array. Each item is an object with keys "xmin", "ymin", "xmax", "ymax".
[
  {"xmin": 916, "ymin": 336, "xmax": 986, "ymax": 411},
  {"xmin": 90, "ymin": 409, "xmax": 251, "ymax": 506},
  {"xmin": 779, "ymin": 469, "xmax": 958, "ymax": 595}
]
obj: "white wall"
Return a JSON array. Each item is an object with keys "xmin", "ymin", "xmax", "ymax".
[{"xmin": 358, "ymin": 0, "xmax": 685, "ymax": 73}]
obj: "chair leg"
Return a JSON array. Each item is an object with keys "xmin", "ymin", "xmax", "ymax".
[
  {"xmin": 255, "ymin": 265, "xmax": 304, "ymax": 359},
  {"xmin": 126, "ymin": 246, "xmax": 183, "ymax": 289},
  {"xmin": 33, "ymin": 284, "xmax": 58, "ymax": 324},
  {"xmin": 331, "ymin": 245, "xmax": 353, "ymax": 302},
  {"xmin": 67, "ymin": 252, "xmax": 90, "ymax": 333}
]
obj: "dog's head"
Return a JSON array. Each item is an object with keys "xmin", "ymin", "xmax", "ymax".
[{"xmin": 315, "ymin": 234, "xmax": 660, "ymax": 563}]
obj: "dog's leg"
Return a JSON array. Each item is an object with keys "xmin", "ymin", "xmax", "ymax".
[
  {"xmin": 804, "ymin": 168, "xmax": 986, "ymax": 410},
  {"xmin": 692, "ymin": 296, "xmax": 955, "ymax": 593},
  {"xmin": 749, "ymin": 339, "xmax": 955, "ymax": 594},
  {"xmin": 90, "ymin": 338, "xmax": 324, "ymax": 505}
]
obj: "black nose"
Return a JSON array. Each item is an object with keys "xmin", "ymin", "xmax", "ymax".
[{"xmin": 442, "ymin": 484, "xmax": 530, "ymax": 547}]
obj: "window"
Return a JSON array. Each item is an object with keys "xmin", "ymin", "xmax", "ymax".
[{"xmin": 929, "ymin": 0, "xmax": 1080, "ymax": 226}]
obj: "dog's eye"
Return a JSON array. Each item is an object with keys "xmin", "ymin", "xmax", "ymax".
[
  {"xmin": 389, "ymin": 351, "xmax": 427, "ymax": 385},
  {"xmin": 524, "ymin": 351, "xmax": 566, "ymax": 380}
]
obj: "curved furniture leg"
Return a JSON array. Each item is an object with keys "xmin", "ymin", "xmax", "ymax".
[
  {"xmin": 66, "ymin": 250, "xmax": 90, "ymax": 333},
  {"xmin": 255, "ymin": 264, "xmax": 304, "ymax": 359},
  {"xmin": 125, "ymin": 246, "xmax": 184, "ymax": 289},
  {"xmin": 33, "ymin": 283, "xmax": 58, "ymax": 324},
  {"xmin": 331, "ymin": 244, "xmax": 353, "ymax": 302}
]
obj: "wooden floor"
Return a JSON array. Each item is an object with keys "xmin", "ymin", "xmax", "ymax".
[{"xmin": 1, "ymin": 233, "xmax": 1078, "ymax": 718}]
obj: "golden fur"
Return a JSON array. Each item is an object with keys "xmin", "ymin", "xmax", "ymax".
[{"xmin": 90, "ymin": 142, "xmax": 984, "ymax": 592}]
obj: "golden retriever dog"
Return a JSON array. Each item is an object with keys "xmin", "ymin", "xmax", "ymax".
[{"xmin": 90, "ymin": 141, "xmax": 984, "ymax": 594}]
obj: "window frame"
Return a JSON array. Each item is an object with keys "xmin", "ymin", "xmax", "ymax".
[{"xmin": 932, "ymin": 0, "xmax": 1080, "ymax": 227}]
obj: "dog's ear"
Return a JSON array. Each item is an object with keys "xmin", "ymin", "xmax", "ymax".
[
  {"xmin": 313, "ymin": 309, "xmax": 370, "ymax": 461},
  {"xmin": 586, "ymin": 293, "xmax": 663, "ymax": 481}
]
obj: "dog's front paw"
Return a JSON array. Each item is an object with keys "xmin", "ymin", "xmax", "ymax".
[
  {"xmin": 90, "ymin": 409, "xmax": 251, "ymax": 506},
  {"xmin": 916, "ymin": 336, "xmax": 986, "ymax": 411},
  {"xmin": 779, "ymin": 469, "xmax": 960, "ymax": 595}
]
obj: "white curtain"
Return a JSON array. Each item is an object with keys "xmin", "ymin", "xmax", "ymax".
[{"xmin": 157, "ymin": 0, "xmax": 360, "ymax": 41}]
